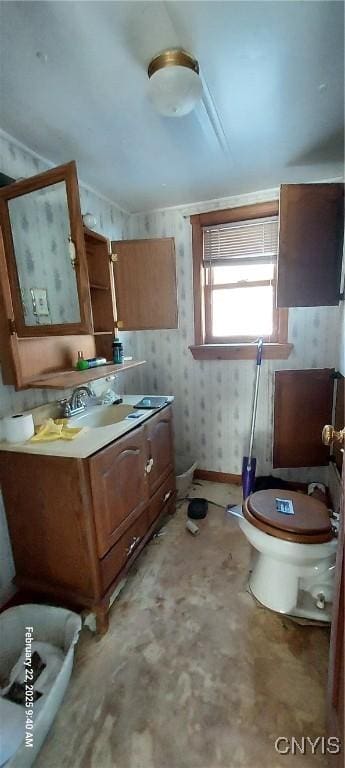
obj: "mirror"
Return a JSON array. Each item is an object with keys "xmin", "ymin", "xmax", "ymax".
[
  {"xmin": 0, "ymin": 161, "xmax": 93, "ymax": 337},
  {"xmin": 8, "ymin": 181, "xmax": 81, "ymax": 326}
]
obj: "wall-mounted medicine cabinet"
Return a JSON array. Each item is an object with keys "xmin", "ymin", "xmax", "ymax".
[
  {"xmin": 0, "ymin": 161, "xmax": 93, "ymax": 337},
  {"xmin": 0, "ymin": 160, "xmax": 178, "ymax": 390}
]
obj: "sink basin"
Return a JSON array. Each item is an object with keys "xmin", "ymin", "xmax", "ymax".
[{"xmin": 69, "ymin": 404, "xmax": 137, "ymax": 429}]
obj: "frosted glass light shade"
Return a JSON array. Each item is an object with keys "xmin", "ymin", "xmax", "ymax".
[
  {"xmin": 82, "ymin": 212, "xmax": 97, "ymax": 229},
  {"xmin": 148, "ymin": 65, "xmax": 203, "ymax": 117}
]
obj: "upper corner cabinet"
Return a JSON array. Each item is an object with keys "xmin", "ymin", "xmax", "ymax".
[
  {"xmin": 277, "ymin": 183, "xmax": 344, "ymax": 308},
  {"xmin": 111, "ymin": 238, "xmax": 178, "ymax": 330},
  {"xmin": 0, "ymin": 161, "xmax": 93, "ymax": 336}
]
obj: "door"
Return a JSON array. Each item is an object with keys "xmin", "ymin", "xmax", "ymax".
[
  {"xmin": 89, "ymin": 427, "xmax": 149, "ymax": 556},
  {"xmin": 145, "ymin": 406, "xmax": 175, "ymax": 495},
  {"xmin": 277, "ymin": 183, "xmax": 344, "ymax": 307},
  {"xmin": 0, "ymin": 161, "xmax": 93, "ymax": 336},
  {"xmin": 324, "ymin": 424, "xmax": 344, "ymax": 762},
  {"xmin": 111, "ymin": 238, "xmax": 178, "ymax": 330}
]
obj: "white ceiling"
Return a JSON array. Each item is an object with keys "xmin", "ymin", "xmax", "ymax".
[{"xmin": 0, "ymin": 1, "xmax": 344, "ymax": 212}]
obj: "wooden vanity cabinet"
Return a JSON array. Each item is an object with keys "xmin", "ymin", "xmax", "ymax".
[{"xmin": 0, "ymin": 405, "xmax": 176, "ymax": 634}]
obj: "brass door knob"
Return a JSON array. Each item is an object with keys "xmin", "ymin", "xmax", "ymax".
[{"xmin": 322, "ymin": 424, "xmax": 345, "ymax": 446}]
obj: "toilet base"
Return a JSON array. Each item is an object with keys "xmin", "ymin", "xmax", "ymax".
[
  {"xmin": 250, "ymin": 580, "xmax": 332, "ymax": 623},
  {"xmin": 248, "ymin": 551, "xmax": 335, "ymax": 623},
  {"xmin": 289, "ymin": 590, "xmax": 332, "ymax": 623}
]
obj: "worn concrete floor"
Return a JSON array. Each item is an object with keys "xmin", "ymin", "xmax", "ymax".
[{"xmin": 36, "ymin": 482, "xmax": 330, "ymax": 768}]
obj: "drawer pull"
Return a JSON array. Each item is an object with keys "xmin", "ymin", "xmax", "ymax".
[
  {"xmin": 163, "ymin": 490, "xmax": 172, "ymax": 503},
  {"xmin": 126, "ymin": 535, "xmax": 141, "ymax": 557},
  {"xmin": 145, "ymin": 458, "xmax": 154, "ymax": 474}
]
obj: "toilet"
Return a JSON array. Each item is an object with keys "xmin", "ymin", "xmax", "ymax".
[{"xmin": 239, "ymin": 489, "xmax": 338, "ymax": 622}]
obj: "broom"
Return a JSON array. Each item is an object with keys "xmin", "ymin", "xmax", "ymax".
[{"xmin": 227, "ymin": 338, "xmax": 264, "ymax": 517}]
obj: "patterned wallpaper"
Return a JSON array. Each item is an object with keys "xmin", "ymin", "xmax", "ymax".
[
  {"xmin": 130, "ymin": 194, "xmax": 340, "ymax": 484},
  {"xmin": 0, "ymin": 131, "xmax": 140, "ymax": 601}
]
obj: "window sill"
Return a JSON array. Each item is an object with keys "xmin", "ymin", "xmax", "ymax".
[{"xmin": 189, "ymin": 343, "xmax": 293, "ymax": 361}]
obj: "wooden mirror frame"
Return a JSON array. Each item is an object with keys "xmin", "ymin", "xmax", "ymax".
[{"xmin": 0, "ymin": 161, "xmax": 93, "ymax": 336}]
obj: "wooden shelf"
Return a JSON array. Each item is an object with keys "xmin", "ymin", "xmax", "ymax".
[
  {"xmin": 189, "ymin": 343, "xmax": 293, "ymax": 361},
  {"xmin": 27, "ymin": 360, "xmax": 146, "ymax": 390}
]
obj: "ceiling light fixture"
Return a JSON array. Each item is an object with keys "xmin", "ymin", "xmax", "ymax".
[
  {"xmin": 147, "ymin": 49, "xmax": 203, "ymax": 117},
  {"xmin": 82, "ymin": 212, "xmax": 97, "ymax": 229}
]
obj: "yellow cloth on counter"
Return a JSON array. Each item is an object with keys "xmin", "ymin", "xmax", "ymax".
[{"xmin": 29, "ymin": 418, "xmax": 84, "ymax": 442}]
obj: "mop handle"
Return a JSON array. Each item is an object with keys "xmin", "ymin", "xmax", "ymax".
[{"xmin": 247, "ymin": 338, "xmax": 264, "ymax": 467}]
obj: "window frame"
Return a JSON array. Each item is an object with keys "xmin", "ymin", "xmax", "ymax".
[{"xmin": 190, "ymin": 200, "xmax": 292, "ymax": 361}]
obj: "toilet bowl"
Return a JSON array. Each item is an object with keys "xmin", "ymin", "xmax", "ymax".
[{"xmin": 239, "ymin": 489, "xmax": 338, "ymax": 622}]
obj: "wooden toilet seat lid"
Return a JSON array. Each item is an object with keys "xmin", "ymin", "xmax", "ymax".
[{"xmin": 246, "ymin": 489, "xmax": 332, "ymax": 536}]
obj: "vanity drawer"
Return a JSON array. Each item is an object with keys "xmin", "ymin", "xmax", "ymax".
[
  {"xmin": 100, "ymin": 509, "xmax": 149, "ymax": 591},
  {"xmin": 147, "ymin": 471, "xmax": 176, "ymax": 527}
]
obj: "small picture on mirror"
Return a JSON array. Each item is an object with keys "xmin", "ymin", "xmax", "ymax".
[{"xmin": 30, "ymin": 287, "xmax": 50, "ymax": 317}]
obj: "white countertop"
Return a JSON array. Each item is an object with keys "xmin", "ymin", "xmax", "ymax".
[{"xmin": 0, "ymin": 395, "xmax": 174, "ymax": 459}]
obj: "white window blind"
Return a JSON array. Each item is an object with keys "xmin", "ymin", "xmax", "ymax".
[{"xmin": 203, "ymin": 216, "xmax": 279, "ymax": 266}]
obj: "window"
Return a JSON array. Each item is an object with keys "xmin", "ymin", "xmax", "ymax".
[{"xmin": 190, "ymin": 201, "xmax": 291, "ymax": 360}]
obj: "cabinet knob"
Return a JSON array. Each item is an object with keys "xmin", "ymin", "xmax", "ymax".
[
  {"xmin": 126, "ymin": 535, "xmax": 140, "ymax": 557},
  {"xmin": 68, "ymin": 236, "xmax": 77, "ymax": 270},
  {"xmin": 145, "ymin": 458, "xmax": 154, "ymax": 474},
  {"xmin": 163, "ymin": 490, "xmax": 172, "ymax": 503}
]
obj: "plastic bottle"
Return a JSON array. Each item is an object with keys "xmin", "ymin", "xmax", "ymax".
[
  {"xmin": 112, "ymin": 336, "xmax": 124, "ymax": 364},
  {"xmin": 76, "ymin": 351, "xmax": 89, "ymax": 370},
  {"xmin": 85, "ymin": 357, "xmax": 107, "ymax": 368}
]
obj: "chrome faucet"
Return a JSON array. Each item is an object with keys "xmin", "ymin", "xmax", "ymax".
[{"xmin": 60, "ymin": 385, "xmax": 95, "ymax": 418}]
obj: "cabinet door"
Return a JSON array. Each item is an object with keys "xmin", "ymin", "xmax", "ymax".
[
  {"xmin": 111, "ymin": 238, "xmax": 178, "ymax": 330},
  {"xmin": 0, "ymin": 161, "xmax": 93, "ymax": 336},
  {"xmin": 273, "ymin": 369, "xmax": 334, "ymax": 468},
  {"xmin": 146, "ymin": 407, "xmax": 175, "ymax": 495},
  {"xmin": 89, "ymin": 427, "xmax": 149, "ymax": 556},
  {"xmin": 277, "ymin": 183, "xmax": 344, "ymax": 307}
]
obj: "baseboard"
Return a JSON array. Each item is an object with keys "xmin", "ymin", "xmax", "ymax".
[
  {"xmin": 193, "ymin": 469, "xmax": 311, "ymax": 492},
  {"xmin": 194, "ymin": 469, "xmax": 242, "ymax": 485}
]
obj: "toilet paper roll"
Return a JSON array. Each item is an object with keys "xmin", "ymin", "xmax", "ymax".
[{"xmin": 3, "ymin": 413, "xmax": 35, "ymax": 443}]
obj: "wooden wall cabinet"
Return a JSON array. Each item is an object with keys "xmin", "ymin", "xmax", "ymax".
[
  {"xmin": 86, "ymin": 231, "xmax": 178, "ymax": 362},
  {"xmin": 277, "ymin": 183, "xmax": 344, "ymax": 307},
  {"xmin": 0, "ymin": 164, "xmax": 178, "ymax": 389},
  {"xmin": 0, "ymin": 405, "xmax": 176, "ymax": 634}
]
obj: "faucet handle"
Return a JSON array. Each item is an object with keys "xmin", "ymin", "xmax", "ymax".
[
  {"xmin": 59, "ymin": 398, "xmax": 71, "ymax": 417},
  {"xmin": 75, "ymin": 392, "xmax": 87, "ymax": 408}
]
